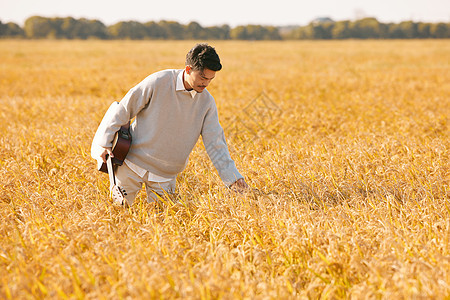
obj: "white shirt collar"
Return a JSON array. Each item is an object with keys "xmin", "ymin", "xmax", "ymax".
[{"xmin": 176, "ymin": 70, "xmax": 197, "ymax": 98}]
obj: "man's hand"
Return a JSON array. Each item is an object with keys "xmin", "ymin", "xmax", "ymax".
[
  {"xmin": 100, "ymin": 147, "xmax": 114, "ymax": 163},
  {"xmin": 229, "ymin": 178, "xmax": 249, "ymax": 192}
]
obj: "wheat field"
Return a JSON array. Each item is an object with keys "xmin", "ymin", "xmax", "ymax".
[{"xmin": 0, "ymin": 40, "xmax": 449, "ymax": 299}]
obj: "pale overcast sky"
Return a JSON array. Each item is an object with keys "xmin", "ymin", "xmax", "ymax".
[{"xmin": 1, "ymin": 0, "xmax": 449, "ymax": 26}]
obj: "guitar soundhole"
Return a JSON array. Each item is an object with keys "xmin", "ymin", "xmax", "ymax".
[{"xmin": 119, "ymin": 129, "xmax": 131, "ymax": 139}]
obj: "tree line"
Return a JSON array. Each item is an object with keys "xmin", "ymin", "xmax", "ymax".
[
  {"xmin": 286, "ymin": 18, "xmax": 450, "ymax": 39},
  {"xmin": 0, "ymin": 16, "xmax": 449, "ymax": 40}
]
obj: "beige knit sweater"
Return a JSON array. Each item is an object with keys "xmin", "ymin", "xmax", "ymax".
[{"xmin": 92, "ymin": 69, "xmax": 243, "ymax": 186}]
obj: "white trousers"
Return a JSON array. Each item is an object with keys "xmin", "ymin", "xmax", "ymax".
[{"xmin": 113, "ymin": 162, "xmax": 176, "ymax": 206}]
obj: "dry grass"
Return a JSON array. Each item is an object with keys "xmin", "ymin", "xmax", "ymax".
[{"xmin": 0, "ymin": 40, "xmax": 449, "ymax": 299}]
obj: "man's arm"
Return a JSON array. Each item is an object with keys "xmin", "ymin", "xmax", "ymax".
[
  {"xmin": 92, "ymin": 76, "xmax": 155, "ymax": 161},
  {"xmin": 201, "ymin": 100, "xmax": 249, "ymax": 189}
]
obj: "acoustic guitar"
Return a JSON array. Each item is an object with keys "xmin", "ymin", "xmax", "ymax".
[{"xmin": 98, "ymin": 121, "xmax": 132, "ymax": 173}]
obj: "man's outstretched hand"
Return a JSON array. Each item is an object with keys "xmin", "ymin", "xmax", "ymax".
[{"xmin": 229, "ymin": 178, "xmax": 249, "ymax": 193}]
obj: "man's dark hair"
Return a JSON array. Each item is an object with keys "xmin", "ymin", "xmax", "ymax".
[{"xmin": 186, "ymin": 43, "xmax": 222, "ymax": 72}]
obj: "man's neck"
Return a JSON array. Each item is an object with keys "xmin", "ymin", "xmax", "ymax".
[{"xmin": 183, "ymin": 70, "xmax": 193, "ymax": 91}]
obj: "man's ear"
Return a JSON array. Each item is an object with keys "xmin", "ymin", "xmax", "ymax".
[{"xmin": 185, "ymin": 65, "xmax": 191, "ymax": 74}]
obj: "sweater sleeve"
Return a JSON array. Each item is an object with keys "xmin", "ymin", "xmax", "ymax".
[
  {"xmin": 201, "ymin": 101, "xmax": 243, "ymax": 186},
  {"xmin": 94, "ymin": 76, "xmax": 154, "ymax": 149}
]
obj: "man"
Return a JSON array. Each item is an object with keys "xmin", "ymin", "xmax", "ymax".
[{"xmin": 91, "ymin": 43, "xmax": 248, "ymax": 206}]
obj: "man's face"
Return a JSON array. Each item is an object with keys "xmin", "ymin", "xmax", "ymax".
[{"xmin": 184, "ymin": 66, "xmax": 216, "ymax": 93}]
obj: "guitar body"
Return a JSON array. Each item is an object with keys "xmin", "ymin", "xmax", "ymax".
[{"xmin": 98, "ymin": 122, "xmax": 132, "ymax": 173}]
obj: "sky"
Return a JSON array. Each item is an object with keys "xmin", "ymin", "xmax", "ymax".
[{"xmin": 1, "ymin": 0, "xmax": 449, "ymax": 27}]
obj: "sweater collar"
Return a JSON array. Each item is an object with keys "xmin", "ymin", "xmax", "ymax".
[{"xmin": 176, "ymin": 70, "xmax": 197, "ymax": 98}]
